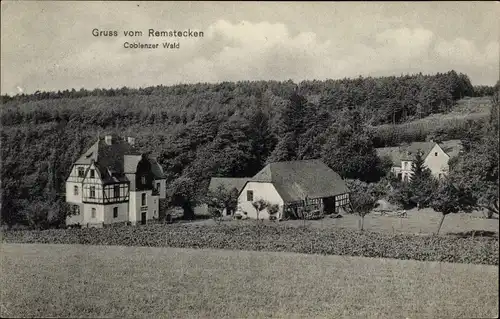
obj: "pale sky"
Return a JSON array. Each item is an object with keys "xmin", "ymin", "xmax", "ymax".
[{"xmin": 1, "ymin": 1, "xmax": 499, "ymax": 95}]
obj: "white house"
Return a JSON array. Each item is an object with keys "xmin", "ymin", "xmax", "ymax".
[
  {"xmin": 234, "ymin": 159, "xmax": 350, "ymax": 220},
  {"xmin": 65, "ymin": 134, "xmax": 166, "ymax": 227},
  {"xmin": 376, "ymin": 140, "xmax": 462, "ymax": 181}
]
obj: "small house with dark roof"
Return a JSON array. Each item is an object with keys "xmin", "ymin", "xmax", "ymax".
[
  {"xmin": 376, "ymin": 140, "xmax": 462, "ymax": 182},
  {"xmin": 65, "ymin": 135, "xmax": 166, "ymax": 227},
  {"xmin": 205, "ymin": 177, "xmax": 251, "ymax": 216},
  {"xmin": 234, "ymin": 159, "xmax": 350, "ymax": 220}
]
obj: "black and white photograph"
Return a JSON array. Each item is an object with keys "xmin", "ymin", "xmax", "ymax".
[{"xmin": 1, "ymin": 1, "xmax": 499, "ymax": 318}]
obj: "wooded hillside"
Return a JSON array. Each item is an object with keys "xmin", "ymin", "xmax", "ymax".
[{"xmin": 0, "ymin": 70, "xmax": 496, "ymax": 227}]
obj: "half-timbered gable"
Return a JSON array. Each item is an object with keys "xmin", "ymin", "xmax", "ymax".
[{"xmin": 65, "ymin": 134, "xmax": 166, "ymax": 228}]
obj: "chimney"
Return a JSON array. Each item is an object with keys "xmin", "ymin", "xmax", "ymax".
[
  {"xmin": 104, "ymin": 135, "xmax": 112, "ymax": 145},
  {"xmin": 127, "ymin": 137, "xmax": 135, "ymax": 145}
]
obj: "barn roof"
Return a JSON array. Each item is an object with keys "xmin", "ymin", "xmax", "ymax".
[
  {"xmin": 249, "ymin": 159, "xmax": 349, "ymax": 202},
  {"xmin": 208, "ymin": 177, "xmax": 251, "ymax": 193}
]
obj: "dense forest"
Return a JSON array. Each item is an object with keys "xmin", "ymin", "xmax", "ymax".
[{"xmin": 1, "ymin": 70, "xmax": 498, "ymax": 228}]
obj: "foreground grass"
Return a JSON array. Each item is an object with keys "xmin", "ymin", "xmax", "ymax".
[{"xmin": 1, "ymin": 243, "xmax": 498, "ymax": 318}]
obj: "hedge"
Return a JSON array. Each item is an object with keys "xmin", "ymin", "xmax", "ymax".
[{"xmin": 2, "ymin": 223, "xmax": 498, "ymax": 265}]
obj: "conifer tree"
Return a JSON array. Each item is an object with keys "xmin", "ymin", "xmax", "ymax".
[{"xmin": 409, "ymin": 150, "xmax": 437, "ymax": 209}]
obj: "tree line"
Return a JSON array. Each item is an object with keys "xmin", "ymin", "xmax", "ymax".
[{"xmin": 1, "ymin": 71, "xmax": 497, "ymax": 228}]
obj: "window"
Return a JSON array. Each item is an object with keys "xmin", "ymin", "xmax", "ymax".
[
  {"xmin": 73, "ymin": 205, "xmax": 80, "ymax": 215},
  {"xmin": 90, "ymin": 186, "xmax": 96, "ymax": 198},
  {"xmin": 141, "ymin": 193, "xmax": 146, "ymax": 206},
  {"xmin": 90, "ymin": 169, "xmax": 95, "ymax": 178},
  {"xmin": 141, "ymin": 176, "xmax": 146, "ymax": 185},
  {"xmin": 156, "ymin": 182, "xmax": 160, "ymax": 191},
  {"xmin": 91, "ymin": 208, "xmax": 96, "ymax": 218},
  {"xmin": 247, "ymin": 190, "xmax": 254, "ymax": 202},
  {"xmin": 114, "ymin": 185, "xmax": 120, "ymax": 198},
  {"xmin": 435, "ymin": 152, "xmax": 438, "ymax": 156},
  {"xmin": 78, "ymin": 167, "xmax": 85, "ymax": 177},
  {"xmin": 74, "ymin": 185, "xmax": 79, "ymax": 195},
  {"xmin": 113, "ymin": 207, "xmax": 118, "ymax": 218}
]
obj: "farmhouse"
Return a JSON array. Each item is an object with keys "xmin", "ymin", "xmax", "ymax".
[
  {"xmin": 233, "ymin": 159, "xmax": 350, "ymax": 220},
  {"xmin": 376, "ymin": 140, "xmax": 462, "ymax": 181},
  {"xmin": 65, "ymin": 134, "xmax": 166, "ymax": 228}
]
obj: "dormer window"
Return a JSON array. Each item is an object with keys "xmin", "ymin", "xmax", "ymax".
[
  {"xmin": 141, "ymin": 176, "xmax": 146, "ymax": 185},
  {"xmin": 90, "ymin": 169, "xmax": 95, "ymax": 178},
  {"xmin": 78, "ymin": 168, "xmax": 85, "ymax": 177},
  {"xmin": 434, "ymin": 152, "xmax": 438, "ymax": 156}
]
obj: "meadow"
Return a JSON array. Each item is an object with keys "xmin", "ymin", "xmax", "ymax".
[
  {"xmin": 282, "ymin": 208, "xmax": 499, "ymax": 235},
  {"xmin": 1, "ymin": 243, "xmax": 498, "ymax": 318}
]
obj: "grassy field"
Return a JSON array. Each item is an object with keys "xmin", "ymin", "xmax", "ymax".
[
  {"xmin": 1, "ymin": 243, "xmax": 498, "ymax": 319},
  {"xmin": 197, "ymin": 208, "xmax": 499, "ymax": 236}
]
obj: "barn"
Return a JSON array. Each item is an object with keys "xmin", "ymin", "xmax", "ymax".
[{"xmin": 236, "ymin": 159, "xmax": 350, "ymax": 220}]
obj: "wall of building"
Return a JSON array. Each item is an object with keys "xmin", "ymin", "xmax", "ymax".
[
  {"xmin": 394, "ymin": 144, "xmax": 450, "ymax": 181},
  {"xmin": 82, "ymin": 163, "xmax": 104, "ymax": 203},
  {"xmin": 424, "ymin": 144, "xmax": 449, "ymax": 178},
  {"xmin": 128, "ymin": 190, "xmax": 158, "ymax": 224},
  {"xmin": 65, "ymin": 164, "xmax": 89, "ymax": 203},
  {"xmin": 238, "ymin": 182, "xmax": 284, "ymax": 220},
  {"xmin": 66, "ymin": 203, "xmax": 84, "ymax": 226},
  {"xmin": 103, "ymin": 202, "xmax": 130, "ymax": 224},
  {"xmin": 153, "ymin": 179, "xmax": 167, "ymax": 199},
  {"xmin": 82, "ymin": 204, "xmax": 105, "ymax": 227}
]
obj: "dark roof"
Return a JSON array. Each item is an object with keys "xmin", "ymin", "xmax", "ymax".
[
  {"xmin": 376, "ymin": 141, "xmax": 437, "ymax": 166},
  {"xmin": 74, "ymin": 135, "xmax": 164, "ymax": 183},
  {"xmin": 208, "ymin": 177, "xmax": 251, "ymax": 193},
  {"xmin": 250, "ymin": 159, "xmax": 349, "ymax": 202},
  {"xmin": 149, "ymin": 158, "xmax": 166, "ymax": 179}
]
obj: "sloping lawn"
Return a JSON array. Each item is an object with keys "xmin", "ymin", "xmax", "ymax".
[
  {"xmin": 277, "ymin": 208, "xmax": 499, "ymax": 235},
  {"xmin": 1, "ymin": 244, "xmax": 498, "ymax": 318}
]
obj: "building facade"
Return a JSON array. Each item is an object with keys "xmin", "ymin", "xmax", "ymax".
[
  {"xmin": 231, "ymin": 160, "xmax": 350, "ymax": 220},
  {"xmin": 376, "ymin": 141, "xmax": 462, "ymax": 182},
  {"xmin": 65, "ymin": 135, "xmax": 166, "ymax": 227}
]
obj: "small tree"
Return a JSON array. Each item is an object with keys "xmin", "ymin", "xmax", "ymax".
[
  {"xmin": 208, "ymin": 206, "xmax": 223, "ymax": 224},
  {"xmin": 167, "ymin": 177, "xmax": 197, "ymax": 220},
  {"xmin": 252, "ymin": 199, "xmax": 269, "ymax": 221},
  {"xmin": 206, "ymin": 184, "xmax": 239, "ymax": 223},
  {"xmin": 430, "ymin": 178, "xmax": 475, "ymax": 234},
  {"xmin": 346, "ymin": 180, "xmax": 378, "ymax": 231},
  {"xmin": 387, "ymin": 181, "xmax": 413, "ymax": 209}
]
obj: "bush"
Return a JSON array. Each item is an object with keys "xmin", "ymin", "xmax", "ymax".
[{"xmin": 2, "ymin": 223, "xmax": 498, "ymax": 265}]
